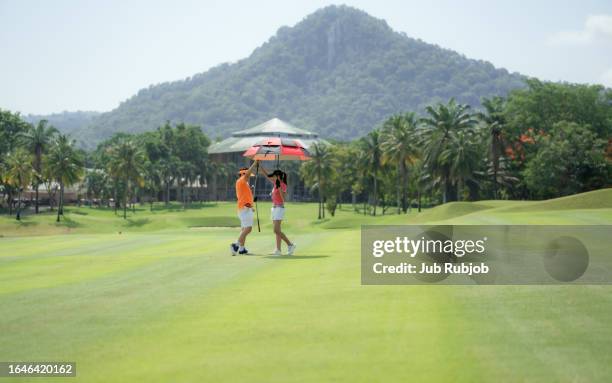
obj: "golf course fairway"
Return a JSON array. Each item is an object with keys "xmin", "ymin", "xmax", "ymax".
[{"xmin": 1, "ymin": 189, "xmax": 611, "ymax": 382}]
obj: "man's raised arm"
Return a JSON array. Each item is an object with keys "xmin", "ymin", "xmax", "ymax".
[{"xmin": 244, "ymin": 160, "xmax": 259, "ymax": 178}]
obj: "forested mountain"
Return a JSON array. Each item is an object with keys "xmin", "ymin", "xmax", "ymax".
[{"xmin": 52, "ymin": 5, "xmax": 525, "ymax": 147}]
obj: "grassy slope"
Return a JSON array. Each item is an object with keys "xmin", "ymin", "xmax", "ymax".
[
  {"xmin": 498, "ymin": 188, "xmax": 612, "ymax": 212},
  {"xmin": 0, "ymin": 190, "xmax": 611, "ymax": 382}
]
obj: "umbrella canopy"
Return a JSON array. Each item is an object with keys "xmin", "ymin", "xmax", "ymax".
[{"xmin": 243, "ymin": 137, "xmax": 311, "ymax": 161}]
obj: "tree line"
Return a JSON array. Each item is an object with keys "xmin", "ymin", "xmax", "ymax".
[
  {"xmin": 0, "ymin": 115, "xmax": 211, "ymax": 221},
  {"xmin": 301, "ymin": 79, "xmax": 611, "ymax": 218},
  {"xmin": 0, "ymin": 115, "xmax": 84, "ymax": 221},
  {"xmin": 1, "ymin": 79, "xmax": 610, "ymax": 221},
  {"xmin": 88, "ymin": 122, "xmax": 211, "ymax": 218}
]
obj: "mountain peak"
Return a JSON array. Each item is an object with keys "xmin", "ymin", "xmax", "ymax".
[
  {"xmin": 56, "ymin": 6, "xmax": 525, "ymax": 148},
  {"xmin": 267, "ymin": 4, "xmax": 395, "ymax": 69},
  {"xmin": 301, "ymin": 4, "xmax": 390, "ymax": 29}
]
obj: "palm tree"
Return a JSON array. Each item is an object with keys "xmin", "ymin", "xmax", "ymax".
[
  {"xmin": 20, "ymin": 120, "xmax": 58, "ymax": 213},
  {"xmin": 196, "ymin": 160, "xmax": 211, "ymax": 203},
  {"xmin": 411, "ymin": 159, "xmax": 428, "ymax": 212},
  {"xmin": 85, "ymin": 169, "xmax": 109, "ymax": 208},
  {"xmin": 353, "ymin": 149, "xmax": 371, "ymax": 215},
  {"xmin": 440, "ymin": 129, "xmax": 482, "ymax": 200},
  {"xmin": 45, "ymin": 135, "xmax": 84, "ymax": 222},
  {"xmin": 477, "ymin": 96, "xmax": 507, "ymax": 199},
  {"xmin": 158, "ymin": 156, "xmax": 180, "ymax": 205},
  {"xmin": 178, "ymin": 161, "xmax": 196, "ymax": 208},
  {"xmin": 210, "ymin": 161, "xmax": 229, "ymax": 201},
  {"xmin": 107, "ymin": 140, "xmax": 146, "ymax": 219},
  {"xmin": 420, "ymin": 98, "xmax": 477, "ymax": 203},
  {"xmin": 300, "ymin": 142, "xmax": 331, "ymax": 219},
  {"xmin": 143, "ymin": 161, "xmax": 161, "ymax": 211},
  {"xmin": 5, "ymin": 148, "xmax": 34, "ymax": 220},
  {"xmin": 328, "ymin": 144, "xmax": 357, "ymax": 211},
  {"xmin": 361, "ymin": 129, "xmax": 383, "ymax": 216},
  {"xmin": 381, "ymin": 113, "xmax": 418, "ymax": 213},
  {"xmin": 0, "ymin": 161, "xmax": 11, "ymax": 214},
  {"xmin": 41, "ymin": 164, "xmax": 58, "ymax": 212}
]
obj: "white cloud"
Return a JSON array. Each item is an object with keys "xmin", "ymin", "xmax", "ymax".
[
  {"xmin": 600, "ymin": 68, "xmax": 612, "ymax": 87},
  {"xmin": 548, "ymin": 14, "xmax": 612, "ymax": 45}
]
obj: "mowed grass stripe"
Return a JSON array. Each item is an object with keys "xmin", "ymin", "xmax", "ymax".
[
  {"xmin": 0, "ymin": 234, "xmax": 170, "ymax": 261},
  {"xmin": 434, "ymin": 285, "xmax": 612, "ymax": 381},
  {"xmin": 63, "ymin": 231, "xmax": 485, "ymax": 382},
  {"xmin": 0, "ymin": 259, "xmax": 238, "ymax": 361},
  {"xmin": 0, "ymin": 230, "xmax": 316, "ymax": 365},
  {"xmin": 0, "ymin": 235, "xmax": 194, "ymax": 295}
]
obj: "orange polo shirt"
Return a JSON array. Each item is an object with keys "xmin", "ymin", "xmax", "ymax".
[{"xmin": 236, "ymin": 175, "xmax": 253, "ymax": 209}]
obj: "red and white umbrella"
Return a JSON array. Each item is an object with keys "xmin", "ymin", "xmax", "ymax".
[
  {"xmin": 243, "ymin": 137, "xmax": 310, "ymax": 232},
  {"xmin": 242, "ymin": 137, "xmax": 310, "ymax": 162}
]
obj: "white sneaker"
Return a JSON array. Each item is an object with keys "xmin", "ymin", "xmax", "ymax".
[
  {"xmin": 287, "ymin": 243, "xmax": 297, "ymax": 255},
  {"xmin": 270, "ymin": 249, "xmax": 282, "ymax": 256}
]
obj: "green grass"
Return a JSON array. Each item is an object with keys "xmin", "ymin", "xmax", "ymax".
[
  {"xmin": 1, "ymin": 190, "xmax": 611, "ymax": 382},
  {"xmin": 499, "ymin": 188, "xmax": 612, "ymax": 212}
]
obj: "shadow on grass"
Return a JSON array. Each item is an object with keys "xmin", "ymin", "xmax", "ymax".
[
  {"xmin": 153, "ymin": 202, "xmax": 219, "ymax": 212},
  {"xmin": 14, "ymin": 219, "xmax": 39, "ymax": 227},
  {"xmin": 264, "ymin": 255, "xmax": 329, "ymax": 260},
  {"xmin": 183, "ymin": 216, "xmax": 239, "ymax": 228},
  {"xmin": 55, "ymin": 216, "xmax": 82, "ymax": 228},
  {"xmin": 310, "ymin": 218, "xmax": 331, "ymax": 226},
  {"xmin": 124, "ymin": 218, "xmax": 151, "ymax": 227}
]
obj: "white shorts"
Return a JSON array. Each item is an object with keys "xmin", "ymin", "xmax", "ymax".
[
  {"xmin": 271, "ymin": 206, "xmax": 285, "ymax": 221},
  {"xmin": 238, "ymin": 207, "xmax": 254, "ymax": 228}
]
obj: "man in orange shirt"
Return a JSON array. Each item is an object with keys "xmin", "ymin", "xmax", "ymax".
[{"xmin": 231, "ymin": 160, "xmax": 259, "ymax": 255}]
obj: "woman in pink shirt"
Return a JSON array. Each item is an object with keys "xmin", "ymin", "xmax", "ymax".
[{"xmin": 260, "ymin": 168, "xmax": 296, "ymax": 256}]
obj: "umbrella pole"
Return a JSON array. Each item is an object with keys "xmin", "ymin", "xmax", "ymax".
[{"xmin": 254, "ymin": 162, "xmax": 261, "ymax": 233}]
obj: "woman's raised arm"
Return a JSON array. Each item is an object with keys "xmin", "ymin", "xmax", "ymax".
[{"xmin": 259, "ymin": 166, "xmax": 275, "ymax": 184}]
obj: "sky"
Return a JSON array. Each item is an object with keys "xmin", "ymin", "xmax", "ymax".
[{"xmin": 1, "ymin": 0, "xmax": 611, "ymax": 115}]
